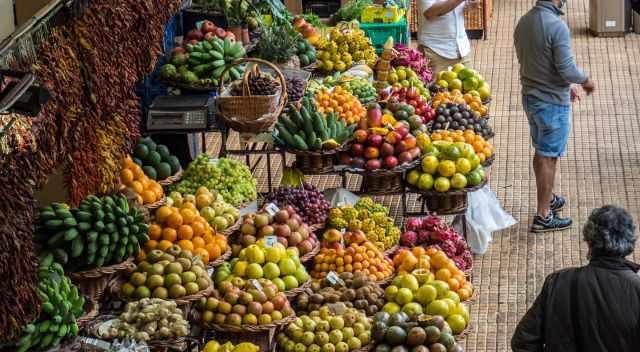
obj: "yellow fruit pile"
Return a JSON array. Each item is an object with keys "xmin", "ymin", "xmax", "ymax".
[
  {"xmin": 119, "ymin": 157, "xmax": 164, "ymax": 205},
  {"xmin": 144, "ymin": 203, "xmax": 228, "ymax": 265},
  {"xmin": 431, "ymin": 130, "xmax": 494, "ymax": 164},
  {"xmin": 392, "ymin": 247, "xmax": 474, "ymax": 301},
  {"xmin": 432, "ymin": 90, "xmax": 489, "ymax": 117},
  {"xmin": 315, "ymin": 27, "xmax": 377, "ymax": 72},
  {"xmin": 315, "ymin": 86, "xmax": 366, "ymax": 125},
  {"xmin": 311, "ymin": 240, "xmax": 394, "ymax": 282}
]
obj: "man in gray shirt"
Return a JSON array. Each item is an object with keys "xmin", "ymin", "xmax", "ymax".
[{"xmin": 514, "ymin": 0, "xmax": 595, "ymax": 232}]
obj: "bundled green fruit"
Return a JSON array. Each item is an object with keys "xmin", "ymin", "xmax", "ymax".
[
  {"xmin": 274, "ymin": 97, "xmax": 356, "ymax": 152},
  {"xmin": 35, "ymin": 195, "xmax": 149, "ymax": 271},
  {"xmin": 160, "ymin": 36, "xmax": 246, "ymax": 87},
  {"xmin": 133, "ymin": 137, "xmax": 181, "ymax": 180},
  {"xmin": 13, "ymin": 256, "xmax": 84, "ymax": 352}
]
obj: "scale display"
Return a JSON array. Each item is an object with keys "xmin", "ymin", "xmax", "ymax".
[{"xmin": 146, "ymin": 95, "xmax": 212, "ymax": 131}]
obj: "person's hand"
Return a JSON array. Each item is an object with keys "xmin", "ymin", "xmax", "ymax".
[
  {"xmin": 570, "ymin": 86, "xmax": 581, "ymax": 102},
  {"xmin": 582, "ymin": 79, "xmax": 595, "ymax": 95}
]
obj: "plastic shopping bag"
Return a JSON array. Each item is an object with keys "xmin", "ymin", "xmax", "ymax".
[
  {"xmin": 324, "ymin": 188, "xmax": 360, "ymax": 208},
  {"xmin": 454, "ymin": 185, "xmax": 517, "ymax": 255}
]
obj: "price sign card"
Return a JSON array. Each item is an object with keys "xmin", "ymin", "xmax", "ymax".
[
  {"xmin": 265, "ymin": 236, "xmax": 277, "ymax": 247},
  {"xmin": 265, "ymin": 202, "xmax": 280, "ymax": 216}
]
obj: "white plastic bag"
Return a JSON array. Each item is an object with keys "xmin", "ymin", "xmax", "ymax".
[
  {"xmin": 323, "ymin": 188, "xmax": 360, "ymax": 208},
  {"xmin": 454, "ymin": 185, "xmax": 517, "ymax": 255}
]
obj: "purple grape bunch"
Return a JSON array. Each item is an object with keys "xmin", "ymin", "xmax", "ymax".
[{"xmin": 266, "ymin": 183, "xmax": 330, "ymax": 225}]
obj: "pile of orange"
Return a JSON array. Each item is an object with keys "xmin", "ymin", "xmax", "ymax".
[
  {"xmin": 431, "ymin": 90, "xmax": 488, "ymax": 117},
  {"xmin": 311, "ymin": 241, "xmax": 394, "ymax": 282},
  {"xmin": 392, "ymin": 246, "xmax": 474, "ymax": 301},
  {"xmin": 120, "ymin": 157, "xmax": 164, "ymax": 205},
  {"xmin": 143, "ymin": 203, "xmax": 228, "ymax": 265},
  {"xmin": 430, "ymin": 129, "xmax": 494, "ymax": 163},
  {"xmin": 314, "ymin": 86, "xmax": 366, "ymax": 125}
]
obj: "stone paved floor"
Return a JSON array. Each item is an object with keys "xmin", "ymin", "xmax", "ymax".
[{"xmin": 207, "ymin": 0, "xmax": 640, "ymax": 350}]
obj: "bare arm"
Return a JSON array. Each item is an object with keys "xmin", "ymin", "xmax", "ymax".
[{"xmin": 424, "ymin": 0, "xmax": 466, "ymax": 20}]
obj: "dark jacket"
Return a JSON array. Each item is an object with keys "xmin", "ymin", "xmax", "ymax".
[{"xmin": 511, "ymin": 256, "xmax": 640, "ymax": 352}]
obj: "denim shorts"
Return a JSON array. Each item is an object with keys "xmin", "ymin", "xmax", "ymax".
[{"xmin": 522, "ymin": 95, "xmax": 571, "ymax": 157}]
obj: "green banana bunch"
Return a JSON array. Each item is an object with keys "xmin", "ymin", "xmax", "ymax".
[
  {"xmin": 36, "ymin": 194, "xmax": 149, "ymax": 271},
  {"xmin": 280, "ymin": 167, "xmax": 305, "ymax": 187},
  {"xmin": 14, "ymin": 256, "xmax": 84, "ymax": 352}
]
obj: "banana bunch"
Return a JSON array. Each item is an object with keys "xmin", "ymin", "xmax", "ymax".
[
  {"xmin": 36, "ymin": 195, "xmax": 149, "ymax": 271},
  {"xmin": 280, "ymin": 167, "xmax": 305, "ymax": 187},
  {"xmin": 15, "ymin": 256, "xmax": 84, "ymax": 352}
]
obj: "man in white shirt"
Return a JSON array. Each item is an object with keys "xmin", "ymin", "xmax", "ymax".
[{"xmin": 417, "ymin": 0, "xmax": 477, "ymax": 74}]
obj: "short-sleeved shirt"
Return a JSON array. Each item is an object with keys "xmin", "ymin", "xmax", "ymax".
[{"xmin": 417, "ymin": 0, "xmax": 470, "ymax": 59}]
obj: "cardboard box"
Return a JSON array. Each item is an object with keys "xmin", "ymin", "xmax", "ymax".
[
  {"xmin": 0, "ymin": 0, "xmax": 15, "ymax": 42},
  {"xmin": 589, "ymin": 0, "xmax": 625, "ymax": 36},
  {"xmin": 15, "ymin": 0, "xmax": 51, "ymax": 26}
]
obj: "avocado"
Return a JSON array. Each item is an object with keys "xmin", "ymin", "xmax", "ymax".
[
  {"xmin": 156, "ymin": 144, "xmax": 171, "ymax": 160},
  {"xmin": 146, "ymin": 151, "xmax": 162, "ymax": 167},
  {"xmin": 168, "ymin": 156, "xmax": 181, "ymax": 174},
  {"xmin": 142, "ymin": 166, "xmax": 157, "ymax": 180},
  {"xmin": 156, "ymin": 162, "xmax": 172, "ymax": 180},
  {"xmin": 385, "ymin": 326, "xmax": 407, "ymax": 346},
  {"xmin": 140, "ymin": 137, "xmax": 157, "ymax": 151},
  {"xmin": 299, "ymin": 54, "xmax": 309, "ymax": 67},
  {"xmin": 134, "ymin": 144, "xmax": 149, "ymax": 160}
]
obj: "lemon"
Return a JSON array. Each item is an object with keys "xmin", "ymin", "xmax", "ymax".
[
  {"xmin": 451, "ymin": 173, "xmax": 468, "ymax": 189},
  {"xmin": 434, "ymin": 177, "xmax": 451, "ymax": 193},
  {"xmin": 421, "ymin": 155, "xmax": 440, "ymax": 174},
  {"xmin": 437, "ymin": 160, "xmax": 456, "ymax": 177},
  {"xmin": 406, "ymin": 170, "xmax": 420, "ymax": 185},
  {"xmin": 455, "ymin": 158, "xmax": 472, "ymax": 174}
]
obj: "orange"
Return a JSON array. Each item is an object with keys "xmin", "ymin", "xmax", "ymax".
[
  {"xmin": 131, "ymin": 181, "xmax": 144, "ymax": 195},
  {"xmin": 142, "ymin": 190, "xmax": 157, "ymax": 204},
  {"xmin": 202, "ymin": 232, "xmax": 215, "ymax": 244},
  {"xmin": 191, "ymin": 222, "xmax": 206, "ymax": 237},
  {"xmin": 181, "ymin": 202, "xmax": 197, "ymax": 212},
  {"xmin": 161, "ymin": 228, "xmax": 177, "ymax": 242},
  {"xmin": 205, "ymin": 243, "xmax": 221, "ymax": 259},
  {"xmin": 177, "ymin": 225, "xmax": 194, "ymax": 240},
  {"xmin": 157, "ymin": 240, "xmax": 173, "ymax": 251},
  {"xmin": 458, "ymin": 288, "xmax": 470, "ymax": 301},
  {"xmin": 120, "ymin": 169, "xmax": 134, "ymax": 185},
  {"xmin": 166, "ymin": 213, "xmax": 183, "ymax": 229},
  {"xmin": 148, "ymin": 224, "xmax": 162, "ymax": 240},
  {"xmin": 179, "ymin": 208, "xmax": 197, "ymax": 224},
  {"xmin": 145, "ymin": 239, "xmax": 158, "ymax": 251},
  {"xmin": 177, "ymin": 239, "xmax": 194, "ymax": 252},
  {"xmin": 194, "ymin": 248, "xmax": 210, "ymax": 264},
  {"xmin": 155, "ymin": 206, "xmax": 173, "ymax": 224},
  {"xmin": 149, "ymin": 182, "xmax": 163, "ymax": 199},
  {"xmin": 132, "ymin": 165, "xmax": 145, "ymax": 180},
  {"xmin": 447, "ymin": 278, "xmax": 461, "ymax": 291},
  {"xmin": 192, "ymin": 236, "xmax": 205, "ymax": 249}
]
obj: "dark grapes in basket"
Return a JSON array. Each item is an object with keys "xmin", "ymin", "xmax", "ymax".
[{"xmin": 265, "ymin": 182, "xmax": 330, "ymax": 226}]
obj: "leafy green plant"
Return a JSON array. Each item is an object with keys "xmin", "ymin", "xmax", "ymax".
[
  {"xmin": 256, "ymin": 22, "xmax": 301, "ymax": 63},
  {"xmin": 333, "ymin": 0, "xmax": 373, "ymax": 22},
  {"xmin": 302, "ymin": 11, "xmax": 325, "ymax": 28}
]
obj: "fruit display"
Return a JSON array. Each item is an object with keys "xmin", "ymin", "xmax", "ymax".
[
  {"xmin": 435, "ymin": 63, "xmax": 491, "ymax": 101},
  {"xmin": 98, "ymin": 298, "xmax": 189, "ymax": 341},
  {"xmin": 295, "ymin": 271, "xmax": 385, "ymax": 316},
  {"xmin": 326, "ymin": 199, "xmax": 400, "ymax": 251},
  {"xmin": 382, "ymin": 87, "xmax": 436, "ymax": 123},
  {"xmin": 312, "ymin": 231, "xmax": 394, "ymax": 281},
  {"xmin": 371, "ymin": 311, "xmax": 465, "ymax": 352},
  {"xmin": 386, "ymin": 102, "xmax": 430, "ymax": 136},
  {"xmin": 132, "ymin": 137, "xmax": 181, "ymax": 180},
  {"xmin": 315, "ymin": 86, "xmax": 367, "ymax": 125},
  {"xmin": 119, "ymin": 156, "xmax": 165, "ymax": 206},
  {"xmin": 293, "ymin": 17, "xmax": 320, "ymax": 47},
  {"xmin": 392, "ymin": 246, "xmax": 474, "ymax": 302},
  {"xmin": 265, "ymin": 182, "xmax": 331, "ymax": 226},
  {"xmin": 338, "ymin": 103, "xmax": 421, "ymax": 171},
  {"xmin": 332, "ymin": 75, "xmax": 378, "ymax": 104},
  {"xmin": 13, "ymin": 258, "xmax": 83, "ymax": 352},
  {"xmin": 429, "ymin": 101, "xmax": 494, "ymax": 140},
  {"xmin": 230, "ymin": 69, "xmax": 280, "ymax": 96},
  {"xmin": 430, "ymin": 129, "xmax": 494, "ymax": 164},
  {"xmin": 145, "ymin": 202, "xmax": 228, "ymax": 266},
  {"xmin": 161, "ymin": 34, "xmax": 246, "ymax": 87},
  {"xmin": 35, "ymin": 195, "xmax": 148, "ymax": 271},
  {"xmin": 274, "ymin": 98, "xmax": 356, "ymax": 151},
  {"xmin": 203, "ymin": 340, "xmax": 259, "ymax": 352},
  {"xmin": 391, "ymin": 43, "xmax": 433, "ymax": 84},
  {"xmin": 173, "ymin": 155, "xmax": 257, "ymax": 207},
  {"xmin": 406, "ymin": 140, "xmax": 488, "ymax": 193},
  {"xmin": 431, "ymin": 90, "xmax": 489, "ymax": 118},
  {"xmin": 402, "ymin": 216, "xmax": 473, "ymax": 272},
  {"xmin": 119, "ymin": 245, "xmax": 212, "ymax": 300},
  {"xmin": 195, "ymin": 278, "xmax": 295, "ymax": 326},
  {"xmin": 167, "ymin": 188, "xmax": 240, "ymax": 233},
  {"xmin": 296, "ymin": 38, "xmax": 317, "ymax": 67},
  {"xmin": 286, "ymin": 76, "xmax": 307, "ymax": 102},
  {"xmin": 256, "ymin": 23, "xmax": 301, "ymax": 65},
  {"xmin": 222, "ymin": 240, "xmax": 311, "ymax": 292},
  {"xmin": 316, "ymin": 26, "xmax": 378, "ymax": 72},
  {"xmin": 379, "ymin": 66, "xmax": 431, "ymax": 102},
  {"xmin": 382, "ymin": 272, "xmax": 471, "ymax": 335},
  {"xmin": 235, "ymin": 205, "xmax": 319, "ymax": 258},
  {"xmin": 276, "ymin": 305, "xmax": 372, "ymax": 352}
]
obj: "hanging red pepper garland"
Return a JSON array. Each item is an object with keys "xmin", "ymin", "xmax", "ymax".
[{"xmin": 0, "ymin": 0, "xmax": 181, "ymax": 341}]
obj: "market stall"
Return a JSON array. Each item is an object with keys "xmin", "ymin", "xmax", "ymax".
[{"xmin": 0, "ymin": 0, "xmax": 496, "ymax": 350}]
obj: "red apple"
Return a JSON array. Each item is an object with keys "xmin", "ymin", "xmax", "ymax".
[
  {"xmin": 365, "ymin": 159, "xmax": 381, "ymax": 170},
  {"xmin": 383, "ymin": 156, "xmax": 399, "ymax": 169},
  {"xmin": 408, "ymin": 99, "xmax": 418, "ymax": 107},
  {"xmin": 293, "ymin": 17, "xmax": 307, "ymax": 30},
  {"xmin": 187, "ymin": 39, "xmax": 199, "ymax": 46},
  {"xmin": 408, "ymin": 147, "xmax": 421, "ymax": 159},
  {"xmin": 380, "ymin": 143, "xmax": 395, "ymax": 157},
  {"xmin": 398, "ymin": 151, "xmax": 413, "ymax": 163},
  {"xmin": 215, "ymin": 27, "xmax": 227, "ymax": 39},
  {"xmin": 406, "ymin": 87, "xmax": 419, "ymax": 99},
  {"xmin": 395, "ymin": 141, "xmax": 408, "ymax": 154},
  {"xmin": 364, "ymin": 147, "xmax": 380, "ymax": 159},
  {"xmin": 367, "ymin": 134, "xmax": 383, "ymax": 148},
  {"xmin": 353, "ymin": 129, "xmax": 368, "ymax": 143},
  {"xmin": 350, "ymin": 143, "xmax": 364, "ymax": 157},
  {"xmin": 201, "ymin": 20, "xmax": 217, "ymax": 33}
]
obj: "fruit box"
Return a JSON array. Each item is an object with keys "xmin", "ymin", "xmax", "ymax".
[{"xmin": 361, "ymin": 5, "xmax": 406, "ymax": 24}]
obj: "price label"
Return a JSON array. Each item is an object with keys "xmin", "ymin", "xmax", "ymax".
[
  {"xmin": 328, "ymin": 302, "xmax": 347, "ymax": 315},
  {"xmin": 249, "ymin": 279, "xmax": 263, "ymax": 292},
  {"xmin": 209, "ymin": 158, "xmax": 219, "ymax": 165},
  {"xmin": 326, "ymin": 271, "xmax": 345, "ymax": 286},
  {"xmin": 265, "ymin": 236, "xmax": 277, "ymax": 247},
  {"xmin": 207, "ymin": 268, "xmax": 214, "ymax": 276},
  {"xmin": 265, "ymin": 202, "xmax": 280, "ymax": 216}
]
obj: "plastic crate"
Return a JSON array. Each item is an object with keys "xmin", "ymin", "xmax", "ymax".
[
  {"xmin": 361, "ymin": 5, "xmax": 405, "ymax": 23},
  {"xmin": 359, "ymin": 17, "xmax": 409, "ymax": 54}
]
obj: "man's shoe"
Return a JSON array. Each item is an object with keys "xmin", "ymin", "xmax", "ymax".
[
  {"xmin": 531, "ymin": 212, "xmax": 572, "ymax": 233},
  {"xmin": 550, "ymin": 194, "xmax": 565, "ymax": 212}
]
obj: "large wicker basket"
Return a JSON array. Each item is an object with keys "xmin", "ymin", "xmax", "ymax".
[
  {"xmin": 216, "ymin": 58, "xmax": 287, "ymax": 133},
  {"xmin": 68, "ymin": 258, "xmax": 135, "ymax": 306},
  {"xmin": 406, "ymin": 179, "xmax": 487, "ymax": 214}
]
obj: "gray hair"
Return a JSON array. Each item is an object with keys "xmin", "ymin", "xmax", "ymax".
[{"xmin": 583, "ymin": 205, "xmax": 637, "ymax": 257}]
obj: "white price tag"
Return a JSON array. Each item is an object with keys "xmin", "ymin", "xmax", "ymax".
[
  {"xmin": 326, "ymin": 271, "xmax": 345, "ymax": 286},
  {"xmin": 265, "ymin": 203, "xmax": 280, "ymax": 216},
  {"xmin": 207, "ymin": 268, "xmax": 214, "ymax": 276},
  {"xmin": 249, "ymin": 279, "xmax": 263, "ymax": 292},
  {"xmin": 209, "ymin": 158, "xmax": 219, "ymax": 165},
  {"xmin": 265, "ymin": 236, "xmax": 277, "ymax": 247}
]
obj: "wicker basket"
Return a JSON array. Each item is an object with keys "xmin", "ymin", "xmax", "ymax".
[
  {"xmin": 383, "ymin": 245, "xmax": 399, "ymax": 257},
  {"xmin": 220, "ymin": 217, "xmax": 242, "ymax": 236},
  {"xmin": 200, "ymin": 312, "xmax": 296, "ymax": 333},
  {"xmin": 216, "ymin": 58, "xmax": 287, "ymax": 133},
  {"xmin": 300, "ymin": 238, "xmax": 321, "ymax": 263},
  {"xmin": 284, "ymin": 279, "xmax": 312, "ymax": 299},
  {"xmin": 144, "ymin": 195, "xmax": 166, "ymax": 210},
  {"xmin": 68, "ymin": 258, "xmax": 135, "ymax": 305},
  {"xmin": 377, "ymin": 273, "xmax": 395, "ymax": 287},
  {"xmin": 289, "ymin": 148, "xmax": 341, "ymax": 175},
  {"xmin": 109, "ymin": 275, "xmax": 215, "ymax": 306},
  {"xmin": 207, "ymin": 246, "xmax": 232, "ymax": 268},
  {"xmin": 482, "ymin": 153, "xmax": 495, "ymax": 167},
  {"xmin": 204, "ymin": 326, "xmax": 277, "ymax": 352},
  {"xmin": 406, "ymin": 179, "xmax": 487, "ymax": 215},
  {"xmin": 158, "ymin": 169, "xmax": 183, "ymax": 186},
  {"xmin": 87, "ymin": 315, "xmax": 188, "ymax": 351},
  {"xmin": 340, "ymin": 157, "xmax": 419, "ymax": 195}
]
